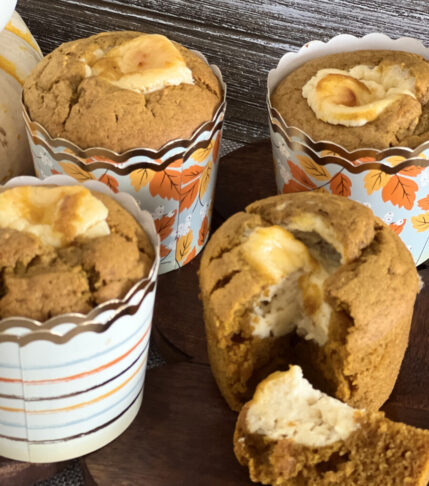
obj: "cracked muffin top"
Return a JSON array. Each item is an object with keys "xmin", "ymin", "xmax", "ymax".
[
  {"xmin": 271, "ymin": 50, "xmax": 429, "ymax": 151},
  {"xmin": 23, "ymin": 31, "xmax": 223, "ymax": 153},
  {"xmin": 0, "ymin": 186, "xmax": 154, "ymax": 321}
]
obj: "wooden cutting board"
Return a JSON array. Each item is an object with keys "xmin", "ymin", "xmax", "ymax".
[{"xmin": 84, "ymin": 140, "xmax": 429, "ymax": 485}]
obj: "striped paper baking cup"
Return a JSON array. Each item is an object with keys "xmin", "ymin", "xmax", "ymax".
[
  {"xmin": 267, "ymin": 34, "xmax": 429, "ymax": 266},
  {"xmin": 0, "ymin": 175, "xmax": 160, "ymax": 463}
]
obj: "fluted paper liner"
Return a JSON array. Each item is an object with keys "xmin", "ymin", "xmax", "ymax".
[
  {"xmin": 267, "ymin": 33, "xmax": 429, "ymax": 265},
  {"xmin": 23, "ymin": 51, "xmax": 226, "ymax": 274},
  {"xmin": 0, "ymin": 175, "xmax": 160, "ymax": 463}
]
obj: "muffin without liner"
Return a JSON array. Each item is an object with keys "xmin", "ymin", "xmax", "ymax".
[{"xmin": 199, "ymin": 192, "xmax": 419, "ymax": 412}]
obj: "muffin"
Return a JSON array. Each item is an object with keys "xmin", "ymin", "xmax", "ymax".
[
  {"xmin": 199, "ymin": 192, "xmax": 419, "ymax": 412},
  {"xmin": 23, "ymin": 31, "xmax": 225, "ymax": 274},
  {"xmin": 271, "ymin": 49, "xmax": 429, "ymax": 151},
  {"xmin": 0, "ymin": 176, "xmax": 159, "ymax": 463},
  {"xmin": 0, "ymin": 184, "xmax": 154, "ymax": 321},
  {"xmin": 234, "ymin": 366, "xmax": 429, "ymax": 486},
  {"xmin": 267, "ymin": 35, "xmax": 429, "ymax": 266},
  {"xmin": 23, "ymin": 31, "xmax": 223, "ymax": 152}
]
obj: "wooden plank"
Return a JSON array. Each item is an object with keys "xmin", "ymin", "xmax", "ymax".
[
  {"xmin": 17, "ymin": 0, "xmax": 429, "ymax": 145},
  {"xmin": 84, "ymin": 362, "xmax": 252, "ymax": 486}
]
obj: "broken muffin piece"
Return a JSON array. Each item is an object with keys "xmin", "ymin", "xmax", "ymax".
[
  {"xmin": 234, "ymin": 366, "xmax": 429, "ymax": 486},
  {"xmin": 199, "ymin": 192, "xmax": 419, "ymax": 412}
]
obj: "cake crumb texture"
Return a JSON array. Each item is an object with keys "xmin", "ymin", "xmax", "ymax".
[
  {"xmin": 0, "ymin": 191, "xmax": 154, "ymax": 321},
  {"xmin": 234, "ymin": 367, "xmax": 429, "ymax": 486},
  {"xmin": 199, "ymin": 192, "xmax": 419, "ymax": 412},
  {"xmin": 23, "ymin": 31, "xmax": 223, "ymax": 152}
]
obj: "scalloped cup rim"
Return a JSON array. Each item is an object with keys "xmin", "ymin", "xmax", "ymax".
[
  {"xmin": 269, "ymin": 107, "xmax": 429, "ymax": 164},
  {"xmin": 267, "ymin": 33, "xmax": 429, "ymax": 166},
  {"xmin": 0, "ymin": 175, "xmax": 160, "ymax": 340}
]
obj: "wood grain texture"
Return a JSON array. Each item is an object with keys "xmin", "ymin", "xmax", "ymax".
[
  {"xmin": 17, "ymin": 0, "xmax": 429, "ymax": 145},
  {"xmin": 85, "ymin": 362, "xmax": 251, "ymax": 486}
]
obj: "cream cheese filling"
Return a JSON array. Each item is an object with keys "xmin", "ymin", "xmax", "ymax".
[
  {"xmin": 81, "ymin": 34, "xmax": 194, "ymax": 94},
  {"xmin": 241, "ymin": 224, "xmax": 336, "ymax": 346},
  {"xmin": 302, "ymin": 63, "xmax": 416, "ymax": 127},
  {"xmin": 246, "ymin": 366, "xmax": 360, "ymax": 446},
  {"xmin": 0, "ymin": 186, "xmax": 110, "ymax": 247}
]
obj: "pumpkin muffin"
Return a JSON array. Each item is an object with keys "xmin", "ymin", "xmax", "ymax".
[
  {"xmin": 234, "ymin": 366, "xmax": 429, "ymax": 486},
  {"xmin": 0, "ymin": 185, "xmax": 154, "ymax": 321},
  {"xmin": 23, "ymin": 31, "xmax": 223, "ymax": 152},
  {"xmin": 199, "ymin": 192, "xmax": 419, "ymax": 412},
  {"xmin": 271, "ymin": 50, "xmax": 429, "ymax": 151}
]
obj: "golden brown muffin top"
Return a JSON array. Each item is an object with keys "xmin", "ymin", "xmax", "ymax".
[
  {"xmin": 0, "ymin": 190, "xmax": 154, "ymax": 321},
  {"xmin": 271, "ymin": 50, "xmax": 429, "ymax": 151},
  {"xmin": 23, "ymin": 31, "xmax": 223, "ymax": 152},
  {"xmin": 199, "ymin": 192, "xmax": 419, "ymax": 344}
]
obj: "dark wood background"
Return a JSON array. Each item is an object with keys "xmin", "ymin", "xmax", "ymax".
[{"xmin": 17, "ymin": 0, "xmax": 429, "ymax": 146}]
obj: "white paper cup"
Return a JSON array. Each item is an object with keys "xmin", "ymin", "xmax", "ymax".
[
  {"xmin": 23, "ymin": 52, "xmax": 226, "ymax": 274},
  {"xmin": 0, "ymin": 175, "xmax": 160, "ymax": 463},
  {"xmin": 267, "ymin": 34, "xmax": 429, "ymax": 266},
  {"xmin": 0, "ymin": 10, "xmax": 42, "ymax": 183}
]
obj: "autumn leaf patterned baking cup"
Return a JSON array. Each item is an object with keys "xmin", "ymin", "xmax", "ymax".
[
  {"xmin": 23, "ymin": 53, "xmax": 226, "ymax": 274},
  {"xmin": 0, "ymin": 175, "xmax": 160, "ymax": 463},
  {"xmin": 267, "ymin": 34, "xmax": 429, "ymax": 265}
]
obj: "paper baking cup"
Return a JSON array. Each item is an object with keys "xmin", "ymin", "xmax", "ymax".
[
  {"xmin": 0, "ymin": 175, "xmax": 160, "ymax": 463},
  {"xmin": 267, "ymin": 34, "xmax": 429, "ymax": 266},
  {"xmin": 23, "ymin": 54, "xmax": 226, "ymax": 274}
]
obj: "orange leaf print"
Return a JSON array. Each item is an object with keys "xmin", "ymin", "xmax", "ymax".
[
  {"xmin": 283, "ymin": 180, "xmax": 309, "ymax": 194},
  {"xmin": 168, "ymin": 158, "xmax": 183, "ymax": 169},
  {"xmin": 160, "ymin": 245, "xmax": 172, "ymax": 258},
  {"xmin": 381, "ymin": 175, "xmax": 418, "ymax": 210},
  {"xmin": 288, "ymin": 161, "xmax": 316, "ymax": 189},
  {"xmin": 99, "ymin": 173, "xmax": 119, "ymax": 193},
  {"xmin": 411, "ymin": 212, "xmax": 429, "ymax": 232},
  {"xmin": 199, "ymin": 161, "xmax": 212, "ymax": 200},
  {"xmin": 154, "ymin": 210, "xmax": 177, "ymax": 241},
  {"xmin": 330, "ymin": 172, "xmax": 352, "ymax": 197},
  {"xmin": 389, "ymin": 219, "xmax": 406, "ymax": 235},
  {"xmin": 176, "ymin": 230, "xmax": 193, "ymax": 264},
  {"xmin": 51, "ymin": 169, "xmax": 61, "ymax": 175},
  {"xmin": 398, "ymin": 165, "xmax": 425, "ymax": 177},
  {"xmin": 182, "ymin": 165, "xmax": 204, "ymax": 184},
  {"xmin": 149, "ymin": 168, "xmax": 181, "ymax": 200},
  {"xmin": 191, "ymin": 141, "xmax": 213, "ymax": 163},
  {"xmin": 297, "ymin": 155, "xmax": 330, "ymax": 181},
  {"xmin": 180, "ymin": 165, "xmax": 204, "ymax": 212},
  {"xmin": 364, "ymin": 170, "xmax": 390, "ymax": 195},
  {"xmin": 418, "ymin": 195, "xmax": 429, "ymax": 210},
  {"xmin": 183, "ymin": 247, "xmax": 197, "ymax": 265},
  {"xmin": 59, "ymin": 162, "xmax": 95, "ymax": 182},
  {"xmin": 212, "ymin": 131, "xmax": 222, "ymax": 164},
  {"xmin": 198, "ymin": 216, "xmax": 209, "ymax": 246},
  {"xmin": 129, "ymin": 168, "xmax": 155, "ymax": 191}
]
